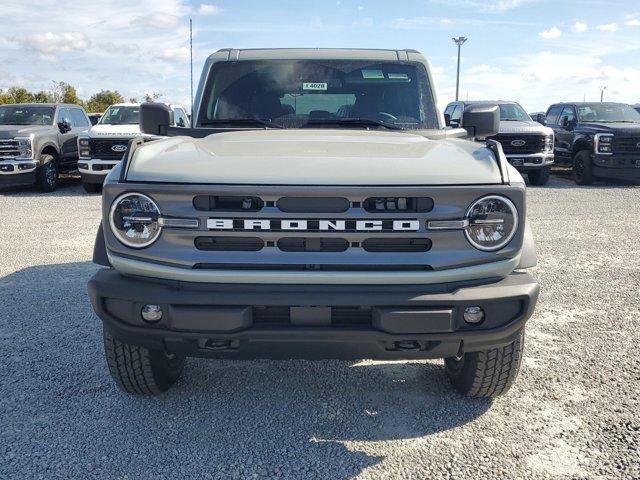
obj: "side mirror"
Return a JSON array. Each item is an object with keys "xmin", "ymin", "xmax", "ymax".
[
  {"xmin": 57, "ymin": 120, "xmax": 71, "ymax": 134},
  {"xmin": 444, "ymin": 113, "xmax": 451, "ymax": 126},
  {"xmin": 140, "ymin": 102, "xmax": 172, "ymax": 135},
  {"xmin": 561, "ymin": 117, "xmax": 576, "ymax": 129},
  {"xmin": 533, "ymin": 113, "xmax": 546, "ymax": 126},
  {"xmin": 462, "ymin": 105, "xmax": 499, "ymax": 139}
]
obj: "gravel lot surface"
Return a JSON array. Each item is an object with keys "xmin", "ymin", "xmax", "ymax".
[{"xmin": 1, "ymin": 174, "xmax": 638, "ymax": 479}]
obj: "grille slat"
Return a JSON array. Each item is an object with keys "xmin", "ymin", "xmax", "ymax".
[{"xmin": 612, "ymin": 136, "xmax": 640, "ymax": 154}]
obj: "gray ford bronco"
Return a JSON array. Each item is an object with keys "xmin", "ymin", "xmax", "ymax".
[
  {"xmin": 0, "ymin": 103, "xmax": 91, "ymax": 191},
  {"xmin": 88, "ymin": 48, "xmax": 539, "ymax": 398}
]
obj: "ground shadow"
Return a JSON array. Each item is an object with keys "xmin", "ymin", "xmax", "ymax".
[
  {"xmin": 541, "ymin": 167, "xmax": 640, "ymax": 190},
  {"xmin": 0, "ymin": 173, "xmax": 87, "ymax": 197},
  {"xmin": 1, "ymin": 262, "xmax": 491, "ymax": 479}
]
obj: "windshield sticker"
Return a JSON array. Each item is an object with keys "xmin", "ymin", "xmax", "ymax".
[
  {"xmin": 388, "ymin": 73, "xmax": 409, "ymax": 80},
  {"xmin": 302, "ymin": 82, "xmax": 327, "ymax": 91},
  {"xmin": 361, "ymin": 69, "xmax": 385, "ymax": 79}
]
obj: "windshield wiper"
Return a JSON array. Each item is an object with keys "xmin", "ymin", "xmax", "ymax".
[
  {"xmin": 304, "ymin": 118, "xmax": 403, "ymax": 130},
  {"xmin": 200, "ymin": 118, "xmax": 285, "ymax": 129},
  {"xmin": 502, "ymin": 118, "xmax": 523, "ymax": 121}
]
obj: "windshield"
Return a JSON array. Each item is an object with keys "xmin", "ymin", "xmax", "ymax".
[
  {"xmin": 99, "ymin": 106, "xmax": 140, "ymax": 125},
  {"xmin": 0, "ymin": 105, "xmax": 55, "ymax": 125},
  {"xmin": 499, "ymin": 103, "xmax": 531, "ymax": 122},
  {"xmin": 198, "ymin": 60, "xmax": 438, "ymax": 129},
  {"xmin": 577, "ymin": 104, "xmax": 640, "ymax": 123}
]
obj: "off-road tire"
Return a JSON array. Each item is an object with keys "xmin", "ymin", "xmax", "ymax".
[
  {"xmin": 82, "ymin": 182, "xmax": 102, "ymax": 193},
  {"xmin": 35, "ymin": 154, "xmax": 58, "ymax": 192},
  {"xmin": 527, "ymin": 166, "xmax": 551, "ymax": 186},
  {"xmin": 572, "ymin": 150, "xmax": 594, "ymax": 185},
  {"xmin": 445, "ymin": 329, "xmax": 524, "ymax": 398},
  {"xmin": 103, "ymin": 328, "xmax": 185, "ymax": 395}
]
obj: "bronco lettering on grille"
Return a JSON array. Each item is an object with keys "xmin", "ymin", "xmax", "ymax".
[{"xmin": 206, "ymin": 219, "xmax": 420, "ymax": 232}]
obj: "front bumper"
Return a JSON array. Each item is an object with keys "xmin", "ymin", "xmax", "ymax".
[
  {"xmin": 78, "ymin": 158, "xmax": 119, "ymax": 183},
  {"xmin": 593, "ymin": 154, "xmax": 640, "ymax": 181},
  {"xmin": 88, "ymin": 269, "xmax": 539, "ymax": 360},
  {"xmin": 0, "ymin": 160, "xmax": 37, "ymax": 185},
  {"xmin": 505, "ymin": 152, "xmax": 554, "ymax": 170}
]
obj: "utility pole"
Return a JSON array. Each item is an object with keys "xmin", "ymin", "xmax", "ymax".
[
  {"xmin": 190, "ymin": 18, "xmax": 194, "ymax": 121},
  {"xmin": 600, "ymin": 85, "xmax": 607, "ymax": 102},
  {"xmin": 453, "ymin": 36, "xmax": 467, "ymax": 101}
]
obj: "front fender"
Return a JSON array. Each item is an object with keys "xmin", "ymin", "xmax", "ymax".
[{"xmin": 517, "ymin": 221, "xmax": 537, "ymax": 269}]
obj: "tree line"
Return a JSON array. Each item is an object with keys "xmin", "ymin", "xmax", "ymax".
[{"xmin": 0, "ymin": 82, "xmax": 163, "ymax": 113}]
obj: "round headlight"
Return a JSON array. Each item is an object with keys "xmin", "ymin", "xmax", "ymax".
[
  {"xmin": 465, "ymin": 195, "xmax": 518, "ymax": 251},
  {"xmin": 109, "ymin": 193, "xmax": 162, "ymax": 248}
]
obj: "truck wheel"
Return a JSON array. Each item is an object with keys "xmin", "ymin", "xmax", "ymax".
[
  {"xmin": 35, "ymin": 155, "xmax": 58, "ymax": 192},
  {"xmin": 444, "ymin": 329, "xmax": 524, "ymax": 398},
  {"xmin": 103, "ymin": 328, "xmax": 185, "ymax": 395},
  {"xmin": 572, "ymin": 150, "xmax": 594, "ymax": 185},
  {"xmin": 82, "ymin": 182, "xmax": 102, "ymax": 193},
  {"xmin": 527, "ymin": 166, "xmax": 551, "ymax": 186}
]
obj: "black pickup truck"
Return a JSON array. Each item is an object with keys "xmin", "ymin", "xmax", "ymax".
[{"xmin": 545, "ymin": 102, "xmax": 640, "ymax": 184}]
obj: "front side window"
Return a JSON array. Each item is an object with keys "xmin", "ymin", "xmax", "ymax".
[
  {"xmin": 199, "ymin": 60, "xmax": 439, "ymax": 129},
  {"xmin": 577, "ymin": 104, "xmax": 640, "ymax": 123},
  {"xmin": 498, "ymin": 103, "xmax": 531, "ymax": 122},
  {"xmin": 71, "ymin": 108, "xmax": 89, "ymax": 127},
  {"xmin": 99, "ymin": 106, "xmax": 140, "ymax": 125},
  {"xmin": 0, "ymin": 106, "xmax": 55, "ymax": 125},
  {"xmin": 546, "ymin": 105, "xmax": 563, "ymax": 125},
  {"xmin": 559, "ymin": 106, "xmax": 576, "ymax": 125}
]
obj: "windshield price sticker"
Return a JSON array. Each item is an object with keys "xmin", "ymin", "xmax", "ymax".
[
  {"xmin": 388, "ymin": 73, "xmax": 409, "ymax": 80},
  {"xmin": 361, "ymin": 69, "xmax": 385, "ymax": 79},
  {"xmin": 303, "ymin": 82, "xmax": 327, "ymax": 90}
]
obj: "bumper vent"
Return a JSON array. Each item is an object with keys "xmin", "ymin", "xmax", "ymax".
[
  {"xmin": 195, "ymin": 237, "xmax": 264, "ymax": 251},
  {"xmin": 277, "ymin": 238, "xmax": 349, "ymax": 252},
  {"xmin": 253, "ymin": 306, "xmax": 372, "ymax": 326},
  {"xmin": 362, "ymin": 238, "xmax": 431, "ymax": 252}
]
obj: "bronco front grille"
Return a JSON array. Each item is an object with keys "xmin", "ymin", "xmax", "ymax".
[
  {"xmin": 612, "ymin": 136, "xmax": 640, "ymax": 154},
  {"xmin": 488, "ymin": 134, "xmax": 546, "ymax": 155},
  {"xmin": 89, "ymin": 138, "xmax": 130, "ymax": 160},
  {"xmin": 0, "ymin": 140, "xmax": 20, "ymax": 159}
]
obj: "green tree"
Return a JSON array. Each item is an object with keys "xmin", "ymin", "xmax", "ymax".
[
  {"xmin": 0, "ymin": 87, "xmax": 35, "ymax": 104},
  {"xmin": 86, "ymin": 90, "xmax": 124, "ymax": 113},
  {"xmin": 51, "ymin": 81, "xmax": 82, "ymax": 105},
  {"xmin": 144, "ymin": 92, "xmax": 163, "ymax": 102},
  {"xmin": 33, "ymin": 90, "xmax": 54, "ymax": 103}
]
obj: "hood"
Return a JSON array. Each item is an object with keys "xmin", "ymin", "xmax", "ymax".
[
  {"xmin": 0, "ymin": 124, "xmax": 52, "ymax": 139},
  {"xmin": 578, "ymin": 122, "xmax": 640, "ymax": 134},
  {"xmin": 499, "ymin": 120, "xmax": 553, "ymax": 135},
  {"xmin": 88, "ymin": 123, "xmax": 144, "ymax": 137},
  {"xmin": 126, "ymin": 129, "xmax": 503, "ymax": 186}
]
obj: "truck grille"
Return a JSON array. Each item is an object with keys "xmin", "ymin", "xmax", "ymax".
[
  {"xmin": 612, "ymin": 136, "xmax": 640, "ymax": 154},
  {"xmin": 488, "ymin": 134, "xmax": 546, "ymax": 155},
  {"xmin": 89, "ymin": 138, "xmax": 130, "ymax": 160},
  {"xmin": 0, "ymin": 139, "xmax": 20, "ymax": 159}
]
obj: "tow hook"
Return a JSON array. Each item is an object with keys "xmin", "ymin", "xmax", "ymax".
[
  {"xmin": 200, "ymin": 339, "xmax": 235, "ymax": 351},
  {"xmin": 392, "ymin": 340, "xmax": 422, "ymax": 351}
]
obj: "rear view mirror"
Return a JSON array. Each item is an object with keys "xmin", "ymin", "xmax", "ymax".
[
  {"xmin": 462, "ymin": 105, "xmax": 499, "ymax": 139},
  {"xmin": 140, "ymin": 102, "xmax": 171, "ymax": 135}
]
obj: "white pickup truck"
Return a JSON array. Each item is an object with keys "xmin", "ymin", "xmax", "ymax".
[{"xmin": 77, "ymin": 103, "xmax": 190, "ymax": 192}]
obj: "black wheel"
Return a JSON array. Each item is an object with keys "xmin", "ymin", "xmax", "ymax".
[
  {"xmin": 35, "ymin": 154, "xmax": 58, "ymax": 192},
  {"xmin": 572, "ymin": 150, "xmax": 594, "ymax": 185},
  {"xmin": 82, "ymin": 182, "xmax": 102, "ymax": 193},
  {"xmin": 103, "ymin": 328, "xmax": 185, "ymax": 395},
  {"xmin": 527, "ymin": 166, "xmax": 551, "ymax": 186},
  {"xmin": 445, "ymin": 329, "xmax": 524, "ymax": 398}
]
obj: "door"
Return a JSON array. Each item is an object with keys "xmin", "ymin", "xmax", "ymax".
[
  {"xmin": 554, "ymin": 105, "xmax": 576, "ymax": 163},
  {"xmin": 56, "ymin": 107, "xmax": 76, "ymax": 167}
]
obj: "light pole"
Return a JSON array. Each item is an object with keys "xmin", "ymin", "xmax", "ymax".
[
  {"xmin": 453, "ymin": 36, "xmax": 468, "ymax": 101},
  {"xmin": 600, "ymin": 85, "xmax": 607, "ymax": 102}
]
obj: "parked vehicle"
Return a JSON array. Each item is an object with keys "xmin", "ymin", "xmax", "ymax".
[
  {"xmin": 445, "ymin": 100, "xmax": 554, "ymax": 185},
  {"xmin": 87, "ymin": 113, "xmax": 102, "ymax": 126},
  {"xmin": 88, "ymin": 48, "xmax": 539, "ymax": 398},
  {"xmin": 77, "ymin": 103, "xmax": 190, "ymax": 192},
  {"xmin": 0, "ymin": 103, "xmax": 90, "ymax": 191},
  {"xmin": 546, "ymin": 102, "xmax": 640, "ymax": 184},
  {"xmin": 529, "ymin": 112, "xmax": 547, "ymax": 124}
]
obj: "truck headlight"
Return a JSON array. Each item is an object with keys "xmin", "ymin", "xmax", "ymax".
[
  {"xmin": 14, "ymin": 136, "xmax": 33, "ymax": 159},
  {"xmin": 465, "ymin": 195, "xmax": 518, "ymax": 251},
  {"xmin": 78, "ymin": 137, "xmax": 91, "ymax": 159},
  {"xmin": 109, "ymin": 193, "xmax": 162, "ymax": 248},
  {"xmin": 595, "ymin": 134, "xmax": 613, "ymax": 155},
  {"xmin": 544, "ymin": 134, "xmax": 554, "ymax": 153}
]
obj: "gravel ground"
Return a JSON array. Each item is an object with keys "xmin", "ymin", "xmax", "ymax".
[{"xmin": 0, "ymin": 174, "xmax": 638, "ymax": 479}]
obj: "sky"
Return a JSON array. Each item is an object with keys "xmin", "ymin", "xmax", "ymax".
[{"xmin": 1, "ymin": 0, "xmax": 639, "ymax": 112}]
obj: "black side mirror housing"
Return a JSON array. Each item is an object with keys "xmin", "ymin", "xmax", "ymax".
[
  {"xmin": 57, "ymin": 120, "xmax": 71, "ymax": 134},
  {"xmin": 444, "ymin": 113, "xmax": 451, "ymax": 126},
  {"xmin": 462, "ymin": 105, "xmax": 499, "ymax": 139},
  {"xmin": 533, "ymin": 113, "xmax": 547, "ymax": 126},
  {"xmin": 140, "ymin": 102, "xmax": 172, "ymax": 135}
]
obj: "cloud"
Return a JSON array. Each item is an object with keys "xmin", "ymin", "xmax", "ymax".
[
  {"xmin": 574, "ymin": 21, "xmax": 587, "ymax": 33},
  {"xmin": 436, "ymin": 0, "xmax": 536, "ymax": 13},
  {"xmin": 440, "ymin": 19, "xmax": 453, "ymax": 25},
  {"xmin": 467, "ymin": 64, "xmax": 502, "ymax": 74},
  {"xmin": 198, "ymin": 4, "xmax": 220, "ymax": 15},
  {"xmin": 13, "ymin": 32, "xmax": 90, "ymax": 54},
  {"xmin": 625, "ymin": 19, "xmax": 640, "ymax": 27},
  {"xmin": 596, "ymin": 23, "xmax": 618, "ymax": 32},
  {"xmin": 539, "ymin": 27, "xmax": 561, "ymax": 39},
  {"xmin": 157, "ymin": 47, "xmax": 190, "ymax": 62}
]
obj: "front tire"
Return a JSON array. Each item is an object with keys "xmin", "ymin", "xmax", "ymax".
[
  {"xmin": 82, "ymin": 182, "xmax": 102, "ymax": 193},
  {"xmin": 103, "ymin": 328, "xmax": 185, "ymax": 395},
  {"xmin": 445, "ymin": 329, "xmax": 524, "ymax": 398},
  {"xmin": 572, "ymin": 150, "xmax": 594, "ymax": 185},
  {"xmin": 35, "ymin": 154, "xmax": 58, "ymax": 192},
  {"xmin": 527, "ymin": 166, "xmax": 551, "ymax": 186}
]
